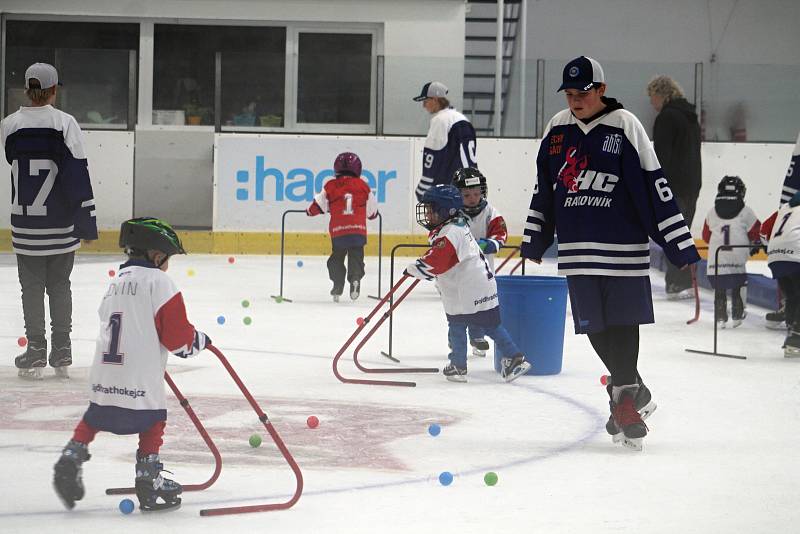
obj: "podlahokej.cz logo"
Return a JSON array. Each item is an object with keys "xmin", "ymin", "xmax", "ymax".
[{"xmin": 234, "ymin": 156, "xmax": 397, "ymax": 203}]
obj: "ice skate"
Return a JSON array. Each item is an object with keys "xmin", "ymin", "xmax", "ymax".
[
  {"xmin": 731, "ymin": 288, "xmax": 746, "ymax": 328},
  {"xmin": 608, "ymin": 385, "xmax": 648, "ymax": 451},
  {"xmin": 500, "ymin": 353, "xmax": 531, "ymax": 383},
  {"xmin": 331, "ymin": 284, "xmax": 343, "ymax": 303},
  {"xmin": 53, "ymin": 440, "xmax": 90, "ymax": 510},
  {"xmin": 349, "ymin": 280, "xmax": 360, "ymax": 300},
  {"xmin": 49, "ymin": 334, "xmax": 72, "ymax": 378},
  {"xmin": 15, "ymin": 338, "xmax": 46, "ymax": 379},
  {"xmin": 765, "ymin": 307, "xmax": 786, "ymax": 330},
  {"xmin": 666, "ymin": 285, "xmax": 693, "ymax": 301},
  {"xmin": 714, "ymin": 292, "xmax": 729, "ymax": 330},
  {"xmin": 605, "ymin": 382, "xmax": 655, "ymax": 447},
  {"xmin": 784, "ymin": 331, "xmax": 800, "ymax": 358},
  {"xmin": 442, "ymin": 362, "xmax": 467, "ymax": 383},
  {"xmin": 470, "ymin": 337, "xmax": 489, "ymax": 357},
  {"xmin": 135, "ymin": 453, "xmax": 183, "ymax": 512}
]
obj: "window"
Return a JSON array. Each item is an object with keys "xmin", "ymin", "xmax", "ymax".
[
  {"xmin": 153, "ymin": 25, "xmax": 286, "ymax": 127},
  {"xmin": 4, "ymin": 20, "xmax": 138, "ymax": 128},
  {"xmin": 297, "ymin": 32, "xmax": 372, "ymax": 125}
]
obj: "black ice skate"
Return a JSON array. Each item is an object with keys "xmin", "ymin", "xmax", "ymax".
[
  {"xmin": 135, "ymin": 452, "xmax": 183, "ymax": 512},
  {"xmin": 349, "ymin": 280, "xmax": 360, "ymax": 300},
  {"xmin": 500, "ymin": 353, "xmax": 531, "ymax": 383},
  {"xmin": 731, "ymin": 289, "xmax": 746, "ymax": 328},
  {"xmin": 15, "ymin": 337, "xmax": 46, "ymax": 379},
  {"xmin": 766, "ymin": 306, "xmax": 786, "ymax": 330},
  {"xmin": 784, "ymin": 330, "xmax": 800, "ymax": 358},
  {"xmin": 714, "ymin": 291, "xmax": 729, "ymax": 329},
  {"xmin": 331, "ymin": 284, "xmax": 343, "ymax": 303},
  {"xmin": 53, "ymin": 440, "xmax": 90, "ymax": 510},
  {"xmin": 605, "ymin": 380, "xmax": 657, "ymax": 438},
  {"xmin": 49, "ymin": 334, "xmax": 72, "ymax": 379},
  {"xmin": 607, "ymin": 386, "xmax": 648, "ymax": 451},
  {"xmin": 470, "ymin": 338, "xmax": 490, "ymax": 357},
  {"xmin": 442, "ymin": 362, "xmax": 467, "ymax": 383}
]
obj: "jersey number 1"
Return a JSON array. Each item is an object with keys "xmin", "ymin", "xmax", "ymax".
[
  {"xmin": 102, "ymin": 313, "xmax": 125, "ymax": 364},
  {"xmin": 342, "ymin": 193, "xmax": 354, "ymax": 215},
  {"xmin": 775, "ymin": 211, "xmax": 792, "ymax": 237}
]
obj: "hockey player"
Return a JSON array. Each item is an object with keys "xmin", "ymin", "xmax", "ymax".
[
  {"xmin": 766, "ymin": 130, "xmax": 800, "ymax": 328},
  {"xmin": 306, "ymin": 152, "xmax": 378, "ymax": 302},
  {"xmin": 1, "ymin": 62, "xmax": 98, "ymax": 379},
  {"xmin": 412, "ymin": 81, "xmax": 477, "ymax": 201},
  {"xmin": 53, "ymin": 217, "xmax": 211, "ymax": 512},
  {"xmin": 701, "ymin": 176, "xmax": 761, "ymax": 328},
  {"xmin": 761, "ymin": 191, "xmax": 800, "ymax": 357},
  {"xmin": 405, "ymin": 184, "xmax": 530, "ymax": 383},
  {"xmin": 452, "ymin": 167, "xmax": 508, "ymax": 357},
  {"xmin": 520, "ymin": 56, "xmax": 700, "ymax": 450}
]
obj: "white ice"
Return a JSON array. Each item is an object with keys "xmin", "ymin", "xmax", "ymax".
[{"xmin": 0, "ymin": 252, "xmax": 798, "ymax": 533}]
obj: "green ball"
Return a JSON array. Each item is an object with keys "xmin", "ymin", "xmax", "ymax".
[
  {"xmin": 274, "ymin": 296, "xmax": 283, "ymax": 303},
  {"xmin": 243, "ymin": 316, "xmax": 252, "ymax": 325},
  {"xmin": 484, "ymin": 472, "xmax": 498, "ymax": 486},
  {"xmin": 241, "ymin": 299, "xmax": 250, "ymax": 308},
  {"xmin": 249, "ymin": 434, "xmax": 262, "ymax": 448}
]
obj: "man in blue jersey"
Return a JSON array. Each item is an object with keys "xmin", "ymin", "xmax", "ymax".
[
  {"xmin": 1, "ymin": 63, "xmax": 98, "ymax": 379},
  {"xmin": 520, "ymin": 56, "xmax": 700, "ymax": 451},
  {"xmin": 413, "ymin": 81, "xmax": 477, "ymax": 201}
]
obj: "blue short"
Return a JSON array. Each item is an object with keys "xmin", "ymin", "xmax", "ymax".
[{"xmin": 566, "ymin": 275, "xmax": 654, "ymax": 334}]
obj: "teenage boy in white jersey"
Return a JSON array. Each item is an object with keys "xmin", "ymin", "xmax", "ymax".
[{"xmin": 52, "ymin": 218, "xmax": 211, "ymax": 512}]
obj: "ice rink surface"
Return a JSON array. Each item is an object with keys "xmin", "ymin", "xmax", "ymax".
[{"xmin": 1, "ymin": 252, "xmax": 798, "ymax": 533}]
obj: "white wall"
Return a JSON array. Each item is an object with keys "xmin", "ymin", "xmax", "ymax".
[{"xmin": 0, "ymin": 0, "xmax": 465, "ymax": 136}]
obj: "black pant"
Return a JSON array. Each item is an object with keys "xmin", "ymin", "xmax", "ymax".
[
  {"xmin": 327, "ymin": 246, "xmax": 365, "ymax": 294},
  {"xmin": 16, "ymin": 252, "xmax": 75, "ymax": 341},
  {"xmin": 665, "ymin": 195, "xmax": 697, "ymax": 292},
  {"xmin": 778, "ymin": 273, "xmax": 800, "ymax": 330},
  {"xmin": 587, "ymin": 324, "xmax": 640, "ymax": 386}
]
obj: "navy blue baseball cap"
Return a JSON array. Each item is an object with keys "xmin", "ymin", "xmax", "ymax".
[{"xmin": 558, "ymin": 56, "xmax": 605, "ymax": 92}]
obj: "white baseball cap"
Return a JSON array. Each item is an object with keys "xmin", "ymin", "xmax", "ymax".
[
  {"xmin": 25, "ymin": 63, "xmax": 61, "ymax": 90},
  {"xmin": 413, "ymin": 81, "xmax": 448, "ymax": 102}
]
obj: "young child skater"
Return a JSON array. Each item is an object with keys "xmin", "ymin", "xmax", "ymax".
[
  {"xmin": 761, "ymin": 190, "xmax": 800, "ymax": 356},
  {"xmin": 701, "ymin": 176, "xmax": 761, "ymax": 328},
  {"xmin": 307, "ymin": 152, "xmax": 378, "ymax": 302},
  {"xmin": 52, "ymin": 217, "xmax": 211, "ymax": 512},
  {"xmin": 405, "ymin": 184, "xmax": 530, "ymax": 383},
  {"xmin": 452, "ymin": 167, "xmax": 508, "ymax": 357}
]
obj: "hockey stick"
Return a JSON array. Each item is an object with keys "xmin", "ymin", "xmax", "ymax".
[
  {"xmin": 368, "ymin": 211, "xmax": 384, "ymax": 301},
  {"xmin": 269, "ymin": 209, "xmax": 306, "ymax": 303},
  {"xmin": 200, "ymin": 344, "xmax": 303, "ymax": 516},
  {"xmin": 334, "ymin": 275, "xmax": 438, "ymax": 386},
  {"xmin": 493, "ymin": 246, "xmax": 519, "ymax": 275},
  {"xmin": 105, "ymin": 371, "xmax": 223, "ymax": 495},
  {"xmin": 509, "ymin": 258, "xmax": 526, "ymax": 275},
  {"xmin": 686, "ymin": 263, "xmax": 700, "ymax": 324}
]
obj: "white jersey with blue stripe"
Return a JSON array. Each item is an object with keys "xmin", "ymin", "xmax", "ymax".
[
  {"xmin": 521, "ymin": 102, "xmax": 700, "ymax": 276},
  {"xmin": 1, "ymin": 104, "xmax": 97, "ymax": 255}
]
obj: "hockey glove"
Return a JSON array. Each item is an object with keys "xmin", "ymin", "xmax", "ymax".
[{"xmin": 478, "ymin": 238, "xmax": 498, "ymax": 254}]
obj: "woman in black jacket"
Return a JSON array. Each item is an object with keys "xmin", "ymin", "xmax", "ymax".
[{"xmin": 647, "ymin": 75, "xmax": 702, "ymax": 299}]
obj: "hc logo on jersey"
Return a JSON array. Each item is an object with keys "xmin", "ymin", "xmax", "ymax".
[{"xmin": 558, "ymin": 147, "xmax": 588, "ymax": 192}]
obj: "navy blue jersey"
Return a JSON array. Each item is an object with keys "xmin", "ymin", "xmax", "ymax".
[
  {"xmin": 521, "ymin": 104, "xmax": 700, "ymax": 275},
  {"xmin": 416, "ymin": 108, "xmax": 477, "ymax": 201},
  {"xmin": 779, "ymin": 131, "xmax": 800, "ymax": 204},
  {"xmin": 1, "ymin": 105, "xmax": 97, "ymax": 255}
]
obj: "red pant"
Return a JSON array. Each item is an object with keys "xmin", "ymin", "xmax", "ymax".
[{"xmin": 72, "ymin": 419, "xmax": 166, "ymax": 455}]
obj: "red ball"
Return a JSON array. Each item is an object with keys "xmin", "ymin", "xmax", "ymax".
[
  {"xmin": 600, "ymin": 374, "xmax": 609, "ymax": 386},
  {"xmin": 108, "ymin": 269, "xmax": 116, "ymax": 277},
  {"xmin": 17, "ymin": 336, "xmax": 27, "ymax": 347},
  {"xmin": 306, "ymin": 415, "xmax": 319, "ymax": 429},
  {"xmin": 356, "ymin": 317, "xmax": 365, "ymax": 326},
  {"xmin": 228, "ymin": 256, "xmax": 235, "ymax": 264}
]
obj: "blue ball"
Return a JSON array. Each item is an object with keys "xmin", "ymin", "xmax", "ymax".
[
  {"xmin": 428, "ymin": 423, "xmax": 441, "ymax": 437},
  {"xmin": 119, "ymin": 498, "xmax": 135, "ymax": 514},
  {"xmin": 438, "ymin": 471, "xmax": 453, "ymax": 486},
  {"xmin": 296, "ymin": 260, "xmax": 304, "ymax": 267},
  {"xmin": 217, "ymin": 315, "xmax": 226, "ymax": 325}
]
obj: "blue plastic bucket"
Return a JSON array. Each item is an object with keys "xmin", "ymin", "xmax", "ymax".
[{"xmin": 493, "ymin": 275, "xmax": 568, "ymax": 376}]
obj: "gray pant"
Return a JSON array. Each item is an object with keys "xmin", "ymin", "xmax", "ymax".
[
  {"xmin": 16, "ymin": 252, "xmax": 75, "ymax": 340},
  {"xmin": 665, "ymin": 195, "xmax": 697, "ymax": 292}
]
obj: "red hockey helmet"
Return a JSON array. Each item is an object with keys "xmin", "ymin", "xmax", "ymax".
[{"xmin": 334, "ymin": 152, "xmax": 362, "ymax": 178}]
